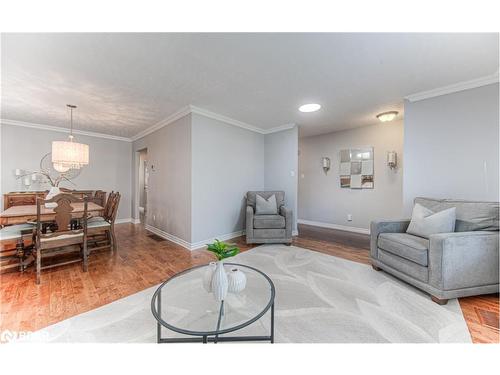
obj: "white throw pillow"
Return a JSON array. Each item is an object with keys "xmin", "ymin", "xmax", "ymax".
[
  {"xmin": 407, "ymin": 203, "xmax": 456, "ymax": 239},
  {"xmin": 255, "ymin": 194, "xmax": 278, "ymax": 215}
]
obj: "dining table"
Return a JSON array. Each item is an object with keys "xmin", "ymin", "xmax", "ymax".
[{"xmin": 0, "ymin": 202, "xmax": 104, "ymax": 226}]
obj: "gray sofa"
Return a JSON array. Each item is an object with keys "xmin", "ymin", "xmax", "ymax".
[
  {"xmin": 246, "ymin": 191, "xmax": 292, "ymax": 245},
  {"xmin": 371, "ymin": 197, "xmax": 499, "ymax": 304}
]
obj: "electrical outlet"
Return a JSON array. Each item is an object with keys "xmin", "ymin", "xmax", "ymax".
[
  {"xmin": 290, "ymin": 170, "xmax": 295, "ymax": 177},
  {"xmin": 153, "ymin": 214, "xmax": 156, "ymax": 222},
  {"xmin": 347, "ymin": 214, "xmax": 352, "ymax": 222}
]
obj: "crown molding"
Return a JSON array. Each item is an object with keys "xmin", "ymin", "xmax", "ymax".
[
  {"xmin": 130, "ymin": 105, "xmax": 191, "ymax": 141},
  {"xmin": 0, "ymin": 118, "xmax": 132, "ymax": 142},
  {"xmin": 405, "ymin": 72, "xmax": 499, "ymax": 102},
  {"xmin": 262, "ymin": 123, "xmax": 296, "ymax": 134},
  {"xmin": 189, "ymin": 105, "xmax": 264, "ymax": 134},
  {"xmin": 131, "ymin": 104, "xmax": 295, "ymax": 140}
]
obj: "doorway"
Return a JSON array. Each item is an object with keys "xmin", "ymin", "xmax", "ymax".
[{"xmin": 137, "ymin": 149, "xmax": 148, "ymax": 224}]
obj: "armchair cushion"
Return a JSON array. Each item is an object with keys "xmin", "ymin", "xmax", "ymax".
[
  {"xmin": 378, "ymin": 233, "xmax": 429, "ymax": 266},
  {"xmin": 255, "ymin": 194, "xmax": 278, "ymax": 215},
  {"xmin": 254, "ymin": 214, "xmax": 285, "ymax": 229},
  {"xmin": 247, "ymin": 191, "xmax": 284, "ymax": 211},
  {"xmin": 406, "ymin": 203, "xmax": 456, "ymax": 239},
  {"xmin": 415, "ymin": 197, "xmax": 499, "ymax": 232}
]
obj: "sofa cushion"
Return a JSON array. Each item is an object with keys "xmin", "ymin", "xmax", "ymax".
[
  {"xmin": 247, "ymin": 191, "xmax": 285, "ymax": 210},
  {"xmin": 378, "ymin": 233, "xmax": 429, "ymax": 266},
  {"xmin": 378, "ymin": 249, "xmax": 429, "ymax": 282},
  {"xmin": 253, "ymin": 228, "xmax": 286, "ymax": 239},
  {"xmin": 254, "ymin": 214, "xmax": 285, "ymax": 229},
  {"xmin": 256, "ymin": 194, "xmax": 278, "ymax": 215},
  {"xmin": 407, "ymin": 203, "xmax": 456, "ymax": 239},
  {"xmin": 415, "ymin": 197, "xmax": 499, "ymax": 232}
]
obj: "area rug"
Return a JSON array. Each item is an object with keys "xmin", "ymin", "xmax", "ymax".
[{"xmin": 17, "ymin": 245, "xmax": 471, "ymax": 343}]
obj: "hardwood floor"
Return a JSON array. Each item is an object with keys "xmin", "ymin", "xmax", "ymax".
[{"xmin": 0, "ymin": 223, "xmax": 498, "ymax": 343}]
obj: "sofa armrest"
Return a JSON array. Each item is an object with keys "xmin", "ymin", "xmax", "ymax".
[
  {"xmin": 246, "ymin": 206, "xmax": 254, "ymax": 238},
  {"xmin": 429, "ymin": 231, "xmax": 499, "ymax": 291},
  {"xmin": 280, "ymin": 206, "xmax": 293, "ymax": 239},
  {"xmin": 370, "ymin": 219, "xmax": 410, "ymax": 259}
]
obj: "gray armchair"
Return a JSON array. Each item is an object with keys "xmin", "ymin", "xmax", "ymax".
[
  {"xmin": 246, "ymin": 191, "xmax": 292, "ymax": 245},
  {"xmin": 371, "ymin": 197, "xmax": 499, "ymax": 304}
]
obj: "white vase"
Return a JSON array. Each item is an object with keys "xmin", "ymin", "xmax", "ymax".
[
  {"xmin": 211, "ymin": 261, "xmax": 228, "ymax": 302},
  {"xmin": 45, "ymin": 186, "xmax": 61, "ymax": 208},
  {"xmin": 227, "ymin": 267, "xmax": 246, "ymax": 293},
  {"xmin": 203, "ymin": 262, "xmax": 217, "ymax": 292}
]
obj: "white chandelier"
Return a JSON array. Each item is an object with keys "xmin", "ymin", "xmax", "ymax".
[{"xmin": 52, "ymin": 104, "xmax": 89, "ymax": 171}]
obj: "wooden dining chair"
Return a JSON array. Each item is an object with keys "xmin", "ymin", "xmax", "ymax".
[
  {"xmin": 87, "ymin": 192, "xmax": 121, "ymax": 252},
  {"xmin": 92, "ymin": 190, "xmax": 107, "ymax": 207},
  {"xmin": 34, "ymin": 193, "xmax": 88, "ymax": 284}
]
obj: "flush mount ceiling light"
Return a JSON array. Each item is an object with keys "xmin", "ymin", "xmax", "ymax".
[
  {"xmin": 376, "ymin": 111, "xmax": 399, "ymax": 122},
  {"xmin": 299, "ymin": 103, "xmax": 321, "ymax": 113}
]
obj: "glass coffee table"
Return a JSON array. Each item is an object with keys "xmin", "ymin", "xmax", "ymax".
[{"xmin": 151, "ymin": 263, "xmax": 275, "ymax": 343}]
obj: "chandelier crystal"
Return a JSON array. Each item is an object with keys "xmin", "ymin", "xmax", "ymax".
[{"xmin": 51, "ymin": 104, "xmax": 89, "ymax": 170}]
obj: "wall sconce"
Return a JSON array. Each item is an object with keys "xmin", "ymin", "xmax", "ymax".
[
  {"xmin": 322, "ymin": 157, "xmax": 331, "ymax": 174},
  {"xmin": 387, "ymin": 151, "xmax": 397, "ymax": 170}
]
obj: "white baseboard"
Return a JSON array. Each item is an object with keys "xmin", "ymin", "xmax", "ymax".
[
  {"xmin": 190, "ymin": 230, "xmax": 245, "ymax": 250},
  {"xmin": 145, "ymin": 224, "xmax": 192, "ymax": 249},
  {"xmin": 115, "ymin": 218, "xmax": 141, "ymax": 225},
  {"xmin": 144, "ymin": 225, "xmax": 245, "ymax": 251},
  {"xmin": 292, "ymin": 230, "xmax": 299, "ymax": 236},
  {"xmin": 297, "ymin": 219, "xmax": 370, "ymax": 235},
  {"xmin": 115, "ymin": 218, "xmax": 132, "ymax": 224}
]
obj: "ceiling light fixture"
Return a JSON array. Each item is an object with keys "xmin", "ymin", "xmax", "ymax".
[
  {"xmin": 376, "ymin": 111, "xmax": 398, "ymax": 122},
  {"xmin": 299, "ymin": 103, "xmax": 321, "ymax": 113},
  {"xmin": 51, "ymin": 104, "xmax": 89, "ymax": 170}
]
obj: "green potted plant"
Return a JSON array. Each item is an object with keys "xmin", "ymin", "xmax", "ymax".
[{"xmin": 205, "ymin": 239, "xmax": 240, "ymax": 301}]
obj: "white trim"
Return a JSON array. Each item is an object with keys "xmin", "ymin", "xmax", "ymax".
[
  {"xmin": 0, "ymin": 119, "xmax": 132, "ymax": 142},
  {"xmin": 292, "ymin": 230, "xmax": 299, "ymax": 236},
  {"xmin": 115, "ymin": 218, "xmax": 133, "ymax": 224},
  {"xmin": 405, "ymin": 72, "xmax": 499, "ymax": 102},
  {"xmin": 130, "ymin": 105, "xmax": 191, "ymax": 141},
  {"xmin": 144, "ymin": 224, "xmax": 245, "ymax": 251},
  {"xmin": 189, "ymin": 105, "xmax": 264, "ymax": 134},
  {"xmin": 261, "ymin": 123, "xmax": 296, "ymax": 134},
  {"xmin": 297, "ymin": 219, "xmax": 370, "ymax": 235},
  {"xmin": 3, "ymin": 106, "xmax": 296, "ymax": 142},
  {"xmin": 189, "ymin": 230, "xmax": 245, "ymax": 250},
  {"xmin": 145, "ymin": 224, "xmax": 192, "ymax": 250},
  {"xmin": 131, "ymin": 218, "xmax": 141, "ymax": 224}
]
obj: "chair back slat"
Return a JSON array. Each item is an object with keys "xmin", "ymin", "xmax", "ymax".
[
  {"xmin": 36, "ymin": 193, "xmax": 88, "ymax": 239},
  {"xmin": 103, "ymin": 192, "xmax": 121, "ymax": 223}
]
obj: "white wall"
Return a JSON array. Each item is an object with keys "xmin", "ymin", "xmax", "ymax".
[
  {"xmin": 298, "ymin": 121, "xmax": 404, "ymax": 230},
  {"xmin": 132, "ymin": 114, "xmax": 192, "ymax": 242},
  {"xmin": 191, "ymin": 113, "xmax": 265, "ymax": 244},
  {"xmin": 0, "ymin": 124, "xmax": 132, "ymax": 219},
  {"xmin": 403, "ymin": 83, "xmax": 499, "ymax": 213},
  {"xmin": 264, "ymin": 126, "xmax": 299, "ymax": 232}
]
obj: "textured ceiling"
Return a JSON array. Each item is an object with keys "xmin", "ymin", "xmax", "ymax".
[{"xmin": 1, "ymin": 33, "xmax": 498, "ymax": 138}]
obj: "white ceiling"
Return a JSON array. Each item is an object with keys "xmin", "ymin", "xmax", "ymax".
[{"xmin": 1, "ymin": 33, "xmax": 498, "ymax": 138}]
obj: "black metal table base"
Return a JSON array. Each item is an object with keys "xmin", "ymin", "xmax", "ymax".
[{"xmin": 157, "ymin": 302, "xmax": 275, "ymax": 344}]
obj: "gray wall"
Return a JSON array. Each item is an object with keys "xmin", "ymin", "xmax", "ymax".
[
  {"xmin": 264, "ymin": 126, "xmax": 299, "ymax": 232},
  {"xmin": 0, "ymin": 124, "xmax": 132, "ymax": 219},
  {"xmin": 191, "ymin": 113, "xmax": 265, "ymax": 243},
  {"xmin": 132, "ymin": 114, "xmax": 192, "ymax": 242},
  {"xmin": 298, "ymin": 121, "xmax": 404, "ymax": 230},
  {"xmin": 403, "ymin": 83, "xmax": 499, "ymax": 213}
]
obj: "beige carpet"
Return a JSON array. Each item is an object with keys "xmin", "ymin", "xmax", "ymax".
[{"xmin": 17, "ymin": 245, "xmax": 471, "ymax": 343}]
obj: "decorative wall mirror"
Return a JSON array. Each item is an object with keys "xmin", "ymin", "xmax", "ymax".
[{"xmin": 339, "ymin": 147, "xmax": 374, "ymax": 189}]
